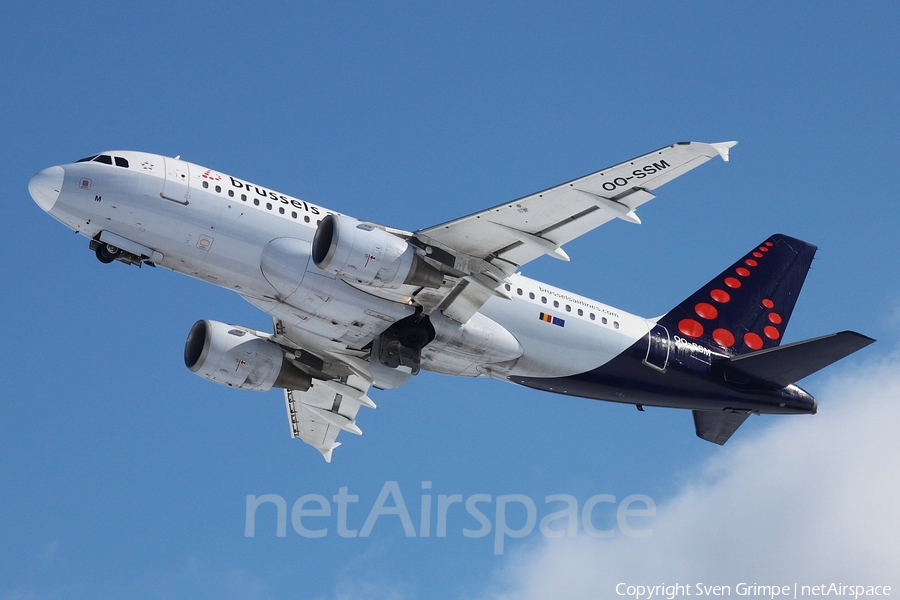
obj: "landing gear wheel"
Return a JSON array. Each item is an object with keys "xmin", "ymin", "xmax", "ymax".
[{"xmin": 95, "ymin": 243, "xmax": 120, "ymax": 264}]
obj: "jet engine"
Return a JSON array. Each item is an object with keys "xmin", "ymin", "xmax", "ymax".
[
  {"xmin": 184, "ymin": 320, "xmax": 312, "ymax": 392},
  {"xmin": 312, "ymin": 214, "xmax": 442, "ymax": 289}
]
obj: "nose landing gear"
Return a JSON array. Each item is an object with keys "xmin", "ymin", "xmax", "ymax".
[
  {"xmin": 89, "ymin": 238, "xmax": 148, "ymax": 267},
  {"xmin": 95, "ymin": 243, "xmax": 121, "ymax": 264}
]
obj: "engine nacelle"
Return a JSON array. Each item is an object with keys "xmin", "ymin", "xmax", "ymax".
[
  {"xmin": 184, "ymin": 320, "xmax": 312, "ymax": 392},
  {"xmin": 312, "ymin": 214, "xmax": 442, "ymax": 289}
]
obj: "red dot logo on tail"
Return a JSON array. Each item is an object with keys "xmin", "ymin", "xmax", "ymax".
[
  {"xmin": 679, "ymin": 319, "xmax": 703, "ymax": 338},
  {"xmin": 710, "ymin": 289, "xmax": 730, "ymax": 303},
  {"xmin": 744, "ymin": 332, "xmax": 763, "ymax": 350},
  {"xmin": 695, "ymin": 303, "xmax": 718, "ymax": 320},
  {"xmin": 713, "ymin": 329, "xmax": 735, "ymax": 348}
]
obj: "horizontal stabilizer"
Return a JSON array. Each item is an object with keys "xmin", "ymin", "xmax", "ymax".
[
  {"xmin": 723, "ymin": 331, "xmax": 875, "ymax": 387},
  {"xmin": 693, "ymin": 410, "xmax": 750, "ymax": 445}
]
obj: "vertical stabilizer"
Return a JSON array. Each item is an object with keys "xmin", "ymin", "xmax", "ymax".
[{"xmin": 656, "ymin": 234, "xmax": 816, "ymax": 355}]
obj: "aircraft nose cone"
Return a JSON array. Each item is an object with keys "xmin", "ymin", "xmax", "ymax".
[{"xmin": 29, "ymin": 165, "xmax": 65, "ymax": 212}]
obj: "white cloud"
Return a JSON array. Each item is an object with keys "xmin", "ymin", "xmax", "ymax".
[{"xmin": 485, "ymin": 354, "xmax": 900, "ymax": 599}]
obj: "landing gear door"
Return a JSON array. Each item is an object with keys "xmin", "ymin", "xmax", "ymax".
[
  {"xmin": 644, "ymin": 324, "xmax": 670, "ymax": 371},
  {"xmin": 162, "ymin": 157, "xmax": 191, "ymax": 205}
]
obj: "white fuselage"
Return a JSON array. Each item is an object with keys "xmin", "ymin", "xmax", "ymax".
[{"xmin": 31, "ymin": 151, "xmax": 650, "ymax": 382}]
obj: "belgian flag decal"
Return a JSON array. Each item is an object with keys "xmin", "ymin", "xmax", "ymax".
[{"xmin": 539, "ymin": 312, "xmax": 565, "ymax": 327}]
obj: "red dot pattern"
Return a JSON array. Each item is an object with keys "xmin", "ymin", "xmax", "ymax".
[
  {"xmin": 713, "ymin": 328, "xmax": 735, "ymax": 348},
  {"xmin": 684, "ymin": 238, "xmax": 788, "ymax": 354},
  {"xmin": 710, "ymin": 289, "xmax": 730, "ymax": 303},
  {"xmin": 695, "ymin": 302, "xmax": 718, "ymax": 320},
  {"xmin": 744, "ymin": 332, "xmax": 763, "ymax": 350},
  {"xmin": 679, "ymin": 319, "xmax": 703, "ymax": 338}
]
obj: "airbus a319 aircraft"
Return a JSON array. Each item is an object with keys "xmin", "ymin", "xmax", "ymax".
[{"xmin": 29, "ymin": 141, "xmax": 873, "ymax": 460}]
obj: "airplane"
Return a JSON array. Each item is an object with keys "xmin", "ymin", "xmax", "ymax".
[{"xmin": 28, "ymin": 141, "xmax": 874, "ymax": 461}]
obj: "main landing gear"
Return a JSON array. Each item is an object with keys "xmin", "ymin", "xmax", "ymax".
[{"xmin": 370, "ymin": 312, "xmax": 436, "ymax": 389}]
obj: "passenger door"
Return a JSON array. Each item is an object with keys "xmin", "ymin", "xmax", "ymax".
[{"xmin": 161, "ymin": 157, "xmax": 191, "ymax": 204}]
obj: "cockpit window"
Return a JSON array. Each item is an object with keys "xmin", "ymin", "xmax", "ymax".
[{"xmin": 75, "ymin": 154, "xmax": 129, "ymax": 167}]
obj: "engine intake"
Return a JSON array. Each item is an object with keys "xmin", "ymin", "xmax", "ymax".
[
  {"xmin": 184, "ymin": 320, "xmax": 312, "ymax": 392},
  {"xmin": 312, "ymin": 214, "xmax": 442, "ymax": 289}
]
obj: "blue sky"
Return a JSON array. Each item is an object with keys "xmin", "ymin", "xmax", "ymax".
[{"xmin": 3, "ymin": 2, "xmax": 898, "ymax": 598}]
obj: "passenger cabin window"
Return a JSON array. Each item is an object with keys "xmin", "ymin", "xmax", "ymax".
[
  {"xmin": 529, "ymin": 292, "xmax": 535, "ymax": 300},
  {"xmin": 541, "ymin": 296, "xmax": 547, "ymax": 304},
  {"xmin": 590, "ymin": 313, "xmax": 595, "ymax": 320},
  {"xmin": 578, "ymin": 308, "xmax": 583, "ymax": 316},
  {"xmin": 114, "ymin": 157, "xmax": 129, "ymax": 168},
  {"xmin": 304, "ymin": 216, "xmax": 310, "ymax": 223},
  {"xmin": 553, "ymin": 300, "xmax": 559, "ymax": 308},
  {"xmin": 565, "ymin": 305, "xmax": 571, "ymax": 312},
  {"xmin": 517, "ymin": 288, "xmax": 523, "ymax": 296},
  {"xmin": 94, "ymin": 155, "xmax": 113, "ymax": 165}
]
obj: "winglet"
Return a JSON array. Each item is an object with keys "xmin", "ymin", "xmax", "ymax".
[{"xmin": 710, "ymin": 141, "xmax": 738, "ymax": 162}]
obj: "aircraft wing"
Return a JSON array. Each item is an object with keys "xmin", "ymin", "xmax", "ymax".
[
  {"xmin": 413, "ymin": 141, "xmax": 736, "ymax": 322},
  {"xmin": 271, "ymin": 317, "xmax": 377, "ymax": 461},
  {"xmin": 283, "ymin": 377, "xmax": 375, "ymax": 462}
]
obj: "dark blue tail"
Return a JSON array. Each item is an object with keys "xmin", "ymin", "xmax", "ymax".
[{"xmin": 656, "ymin": 234, "xmax": 816, "ymax": 355}]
